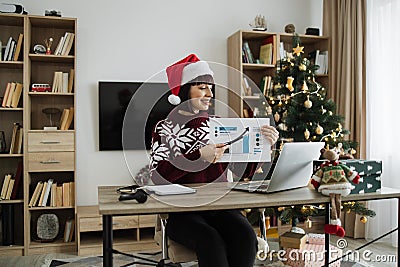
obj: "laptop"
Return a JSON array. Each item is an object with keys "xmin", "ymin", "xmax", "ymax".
[{"xmin": 232, "ymin": 142, "xmax": 324, "ymax": 193}]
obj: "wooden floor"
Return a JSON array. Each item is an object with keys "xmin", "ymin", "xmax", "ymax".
[{"xmin": 0, "ymin": 238, "xmax": 396, "ymax": 267}]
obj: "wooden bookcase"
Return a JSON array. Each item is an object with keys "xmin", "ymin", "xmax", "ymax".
[
  {"xmin": 0, "ymin": 13, "xmax": 26, "ymax": 257},
  {"xmin": 0, "ymin": 13, "xmax": 76, "ymax": 256},
  {"xmin": 227, "ymin": 30, "xmax": 330, "ymax": 118}
]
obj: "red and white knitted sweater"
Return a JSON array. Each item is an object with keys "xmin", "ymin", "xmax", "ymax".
[{"xmin": 149, "ymin": 110, "xmax": 261, "ymax": 184}]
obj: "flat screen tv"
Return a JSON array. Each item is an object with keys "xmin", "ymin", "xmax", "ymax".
[{"xmin": 98, "ymin": 81, "xmax": 174, "ymax": 151}]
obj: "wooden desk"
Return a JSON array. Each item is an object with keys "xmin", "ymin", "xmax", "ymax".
[{"xmin": 98, "ymin": 184, "xmax": 400, "ymax": 267}]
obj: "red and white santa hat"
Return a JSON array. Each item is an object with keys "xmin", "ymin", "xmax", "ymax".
[{"xmin": 166, "ymin": 54, "xmax": 214, "ymax": 105}]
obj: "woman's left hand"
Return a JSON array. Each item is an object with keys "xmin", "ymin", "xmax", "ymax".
[{"xmin": 261, "ymin": 125, "xmax": 279, "ymax": 145}]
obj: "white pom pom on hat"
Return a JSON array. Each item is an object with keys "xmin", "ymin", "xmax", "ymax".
[{"xmin": 166, "ymin": 54, "xmax": 214, "ymax": 105}]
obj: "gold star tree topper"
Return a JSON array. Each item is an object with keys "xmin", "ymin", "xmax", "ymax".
[{"xmin": 292, "ymin": 44, "xmax": 304, "ymax": 56}]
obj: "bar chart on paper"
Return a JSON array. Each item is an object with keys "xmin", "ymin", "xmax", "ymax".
[{"xmin": 209, "ymin": 118, "xmax": 271, "ymax": 162}]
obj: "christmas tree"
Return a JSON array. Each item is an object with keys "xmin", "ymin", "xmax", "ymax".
[
  {"xmin": 246, "ymin": 35, "xmax": 375, "ymax": 230},
  {"xmin": 268, "ymin": 34, "xmax": 357, "ymax": 155}
]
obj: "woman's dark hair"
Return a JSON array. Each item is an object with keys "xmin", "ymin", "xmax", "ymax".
[{"xmin": 178, "ymin": 74, "xmax": 215, "ymax": 112}]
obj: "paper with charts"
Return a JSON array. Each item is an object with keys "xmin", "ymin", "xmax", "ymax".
[{"xmin": 209, "ymin": 118, "xmax": 271, "ymax": 162}]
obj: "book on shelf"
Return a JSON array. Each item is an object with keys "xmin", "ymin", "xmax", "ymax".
[
  {"xmin": 60, "ymin": 107, "xmax": 74, "ymax": 130},
  {"xmin": 2, "ymin": 36, "xmax": 13, "ymax": 61},
  {"xmin": 40, "ymin": 179, "xmax": 54, "ymax": 207},
  {"xmin": 63, "ymin": 217, "xmax": 75, "ymax": 242},
  {"xmin": 261, "ymin": 75, "xmax": 273, "ymax": 97},
  {"xmin": 13, "ymin": 33, "xmax": 23, "ymax": 61},
  {"xmin": 61, "ymin": 32, "xmax": 75, "ymax": 56},
  {"xmin": 52, "ymin": 71, "xmax": 72, "ymax": 93},
  {"xmin": 1, "ymin": 82, "xmax": 11, "ymax": 107},
  {"xmin": 10, "ymin": 161, "xmax": 23, "ymax": 200},
  {"xmin": 38, "ymin": 181, "xmax": 48, "ymax": 207},
  {"xmin": 10, "ymin": 82, "xmax": 23, "ymax": 108},
  {"xmin": 54, "ymin": 36, "xmax": 64, "ymax": 55},
  {"xmin": 5, "ymin": 178, "xmax": 15, "ymax": 200},
  {"xmin": 50, "ymin": 182, "xmax": 57, "ymax": 207},
  {"xmin": 259, "ymin": 43, "xmax": 273, "ymax": 65},
  {"xmin": 28, "ymin": 181, "xmax": 43, "ymax": 207},
  {"xmin": 5, "ymin": 82, "xmax": 16, "ymax": 107},
  {"xmin": 1, "ymin": 174, "xmax": 12, "ymax": 200},
  {"xmin": 242, "ymin": 41, "xmax": 254, "ymax": 63},
  {"xmin": 9, "ymin": 122, "xmax": 22, "ymax": 154},
  {"xmin": 68, "ymin": 68, "xmax": 74, "ymax": 93},
  {"xmin": 62, "ymin": 182, "xmax": 70, "ymax": 206},
  {"xmin": 55, "ymin": 32, "xmax": 75, "ymax": 56},
  {"xmin": 259, "ymin": 35, "xmax": 275, "ymax": 64},
  {"xmin": 56, "ymin": 184, "xmax": 63, "ymax": 207},
  {"xmin": 7, "ymin": 39, "xmax": 16, "ymax": 61},
  {"xmin": 242, "ymin": 77, "xmax": 252, "ymax": 96}
]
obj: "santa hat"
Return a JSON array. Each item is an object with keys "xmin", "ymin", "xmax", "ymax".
[{"xmin": 166, "ymin": 54, "xmax": 214, "ymax": 105}]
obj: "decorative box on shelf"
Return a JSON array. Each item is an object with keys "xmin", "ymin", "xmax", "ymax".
[
  {"xmin": 313, "ymin": 159, "xmax": 382, "ymax": 194},
  {"xmin": 284, "ymin": 244, "xmax": 342, "ymax": 267}
]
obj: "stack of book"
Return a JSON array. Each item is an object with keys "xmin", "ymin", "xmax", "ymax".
[
  {"xmin": 1, "ymin": 82, "xmax": 23, "ymax": 108},
  {"xmin": 54, "ymin": 32, "xmax": 75, "ymax": 56},
  {"xmin": 59, "ymin": 107, "xmax": 74, "ymax": 130},
  {"xmin": 1, "ymin": 33, "xmax": 23, "ymax": 61},
  {"xmin": 51, "ymin": 69, "xmax": 74, "ymax": 93},
  {"xmin": 29, "ymin": 180, "xmax": 74, "ymax": 207},
  {"xmin": 9, "ymin": 122, "xmax": 23, "ymax": 154},
  {"xmin": 260, "ymin": 75, "xmax": 273, "ymax": 97},
  {"xmin": 242, "ymin": 41, "xmax": 255, "ymax": 63}
]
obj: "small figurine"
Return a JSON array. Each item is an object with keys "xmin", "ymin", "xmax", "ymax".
[
  {"xmin": 310, "ymin": 149, "xmax": 360, "ymax": 237},
  {"xmin": 44, "ymin": 37, "xmax": 53, "ymax": 55},
  {"xmin": 250, "ymin": 15, "xmax": 266, "ymax": 31},
  {"xmin": 285, "ymin": 24, "xmax": 296, "ymax": 33}
]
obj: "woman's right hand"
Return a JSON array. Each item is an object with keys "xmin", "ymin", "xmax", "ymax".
[{"xmin": 200, "ymin": 144, "xmax": 228, "ymax": 163}]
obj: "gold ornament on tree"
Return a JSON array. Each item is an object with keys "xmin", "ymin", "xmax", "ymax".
[
  {"xmin": 304, "ymin": 95, "xmax": 312, "ymax": 108},
  {"xmin": 360, "ymin": 216, "xmax": 368, "ymax": 223},
  {"xmin": 315, "ymin": 124, "xmax": 324, "ymax": 135},
  {"xmin": 274, "ymin": 112, "xmax": 280, "ymax": 122},
  {"xmin": 286, "ymin": 76, "xmax": 294, "ymax": 91},
  {"xmin": 299, "ymin": 64, "xmax": 306, "ymax": 71},
  {"xmin": 292, "ymin": 44, "xmax": 304, "ymax": 56},
  {"xmin": 304, "ymin": 128, "xmax": 310, "ymax": 139},
  {"xmin": 301, "ymin": 80, "xmax": 309, "ymax": 91}
]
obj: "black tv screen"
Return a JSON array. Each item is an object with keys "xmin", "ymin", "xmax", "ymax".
[{"xmin": 98, "ymin": 81, "xmax": 174, "ymax": 151}]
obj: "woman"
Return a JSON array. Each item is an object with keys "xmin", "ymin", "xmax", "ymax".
[{"xmin": 150, "ymin": 54, "xmax": 278, "ymax": 267}]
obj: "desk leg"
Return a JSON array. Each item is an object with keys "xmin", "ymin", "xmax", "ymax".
[
  {"xmin": 325, "ymin": 201, "xmax": 330, "ymax": 267},
  {"xmin": 103, "ymin": 215, "xmax": 113, "ymax": 267}
]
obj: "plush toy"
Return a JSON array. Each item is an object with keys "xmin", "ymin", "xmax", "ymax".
[{"xmin": 311, "ymin": 149, "xmax": 360, "ymax": 237}]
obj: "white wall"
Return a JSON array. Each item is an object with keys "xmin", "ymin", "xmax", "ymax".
[{"xmin": 20, "ymin": 0, "xmax": 322, "ymax": 205}]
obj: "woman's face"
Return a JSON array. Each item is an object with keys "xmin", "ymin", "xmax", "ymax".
[{"xmin": 189, "ymin": 84, "xmax": 213, "ymax": 113}]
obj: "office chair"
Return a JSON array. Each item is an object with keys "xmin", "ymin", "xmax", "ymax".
[{"xmin": 154, "ymin": 214, "xmax": 197, "ymax": 266}]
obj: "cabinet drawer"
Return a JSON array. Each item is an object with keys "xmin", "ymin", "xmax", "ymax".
[
  {"xmin": 138, "ymin": 215, "xmax": 156, "ymax": 228},
  {"xmin": 28, "ymin": 132, "xmax": 74, "ymax": 152},
  {"xmin": 79, "ymin": 215, "xmax": 138, "ymax": 232},
  {"xmin": 28, "ymin": 152, "xmax": 75, "ymax": 172}
]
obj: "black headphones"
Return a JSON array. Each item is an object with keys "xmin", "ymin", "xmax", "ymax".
[{"xmin": 117, "ymin": 185, "xmax": 148, "ymax": 203}]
